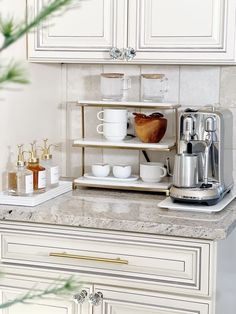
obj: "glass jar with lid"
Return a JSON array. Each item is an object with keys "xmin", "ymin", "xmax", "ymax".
[
  {"xmin": 141, "ymin": 74, "xmax": 168, "ymax": 102},
  {"xmin": 100, "ymin": 73, "xmax": 131, "ymax": 101}
]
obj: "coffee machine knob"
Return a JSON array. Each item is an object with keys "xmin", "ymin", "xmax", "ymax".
[
  {"xmin": 205, "ymin": 117, "xmax": 216, "ymax": 133},
  {"xmin": 183, "ymin": 116, "xmax": 195, "ymax": 142}
]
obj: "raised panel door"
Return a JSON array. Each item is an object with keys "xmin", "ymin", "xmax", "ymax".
[
  {"xmin": 92, "ymin": 285, "xmax": 210, "ymax": 314},
  {"xmin": 0, "ymin": 290, "xmax": 77, "ymax": 314},
  {"xmin": 128, "ymin": 0, "xmax": 236, "ymax": 63},
  {"xmin": 0, "ymin": 275, "xmax": 92, "ymax": 314},
  {"xmin": 28, "ymin": 0, "xmax": 127, "ymax": 62}
]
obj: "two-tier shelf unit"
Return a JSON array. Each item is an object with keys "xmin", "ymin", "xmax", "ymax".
[{"xmin": 73, "ymin": 100, "xmax": 180, "ymax": 195}]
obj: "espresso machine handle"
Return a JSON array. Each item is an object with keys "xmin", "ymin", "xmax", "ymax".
[
  {"xmin": 202, "ymin": 117, "xmax": 216, "ymax": 188},
  {"xmin": 203, "ymin": 144, "xmax": 211, "ymax": 185}
]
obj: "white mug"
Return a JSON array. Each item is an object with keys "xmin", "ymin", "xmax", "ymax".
[
  {"xmin": 140, "ymin": 162, "xmax": 167, "ymax": 183},
  {"xmin": 97, "ymin": 122, "xmax": 127, "ymax": 141},
  {"xmin": 113, "ymin": 165, "xmax": 132, "ymax": 179},
  {"xmin": 92, "ymin": 164, "xmax": 110, "ymax": 177},
  {"xmin": 97, "ymin": 109, "xmax": 128, "ymax": 123}
]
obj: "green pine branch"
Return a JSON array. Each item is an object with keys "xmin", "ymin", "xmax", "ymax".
[
  {"xmin": 0, "ymin": 0, "xmax": 77, "ymax": 86},
  {"xmin": 0, "ymin": 61, "xmax": 29, "ymax": 86},
  {"xmin": 0, "ymin": 0, "xmax": 75, "ymax": 52},
  {"xmin": 0, "ymin": 276, "xmax": 80, "ymax": 310}
]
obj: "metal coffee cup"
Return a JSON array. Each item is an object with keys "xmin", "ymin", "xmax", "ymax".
[{"xmin": 173, "ymin": 153, "xmax": 199, "ymax": 188}]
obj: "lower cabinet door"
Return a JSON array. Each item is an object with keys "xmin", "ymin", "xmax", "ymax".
[
  {"xmin": 0, "ymin": 282, "xmax": 92, "ymax": 314},
  {"xmin": 92, "ymin": 285, "xmax": 210, "ymax": 314},
  {"xmin": 0, "ymin": 290, "xmax": 75, "ymax": 314}
]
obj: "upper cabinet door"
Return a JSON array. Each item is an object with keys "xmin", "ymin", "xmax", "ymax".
[
  {"xmin": 28, "ymin": 0, "xmax": 236, "ymax": 64},
  {"xmin": 27, "ymin": 0, "xmax": 127, "ymax": 62},
  {"xmin": 128, "ymin": 0, "xmax": 236, "ymax": 63}
]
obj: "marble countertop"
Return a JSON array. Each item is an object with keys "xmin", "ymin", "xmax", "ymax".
[{"xmin": 0, "ymin": 188, "xmax": 236, "ymax": 240}]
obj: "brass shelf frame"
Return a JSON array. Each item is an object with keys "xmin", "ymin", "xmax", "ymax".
[{"xmin": 72, "ymin": 100, "xmax": 180, "ymax": 194}]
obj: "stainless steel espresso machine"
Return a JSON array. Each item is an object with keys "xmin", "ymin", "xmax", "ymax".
[{"xmin": 170, "ymin": 106, "xmax": 234, "ymax": 205}]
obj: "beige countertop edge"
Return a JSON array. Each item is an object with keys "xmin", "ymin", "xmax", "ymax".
[{"xmin": 0, "ymin": 188, "xmax": 234, "ymax": 241}]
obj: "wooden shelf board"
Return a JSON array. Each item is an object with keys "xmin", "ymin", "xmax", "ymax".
[
  {"xmin": 73, "ymin": 137, "xmax": 176, "ymax": 151},
  {"xmin": 77, "ymin": 99, "xmax": 180, "ymax": 109}
]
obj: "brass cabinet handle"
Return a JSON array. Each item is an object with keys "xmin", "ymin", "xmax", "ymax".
[{"xmin": 49, "ymin": 252, "xmax": 128, "ymax": 265}]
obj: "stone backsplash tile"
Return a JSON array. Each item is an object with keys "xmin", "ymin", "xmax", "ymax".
[
  {"xmin": 67, "ymin": 64, "xmax": 102, "ymax": 102},
  {"xmin": 179, "ymin": 66, "xmax": 220, "ymax": 107},
  {"xmin": 220, "ymin": 66, "xmax": 236, "ymax": 108},
  {"xmin": 66, "ymin": 64, "xmax": 228, "ymax": 177}
]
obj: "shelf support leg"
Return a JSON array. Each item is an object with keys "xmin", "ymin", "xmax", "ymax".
[{"xmin": 81, "ymin": 106, "xmax": 85, "ymax": 176}]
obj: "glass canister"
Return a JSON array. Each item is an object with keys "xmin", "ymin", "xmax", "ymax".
[
  {"xmin": 141, "ymin": 74, "xmax": 168, "ymax": 102},
  {"xmin": 100, "ymin": 73, "xmax": 131, "ymax": 101}
]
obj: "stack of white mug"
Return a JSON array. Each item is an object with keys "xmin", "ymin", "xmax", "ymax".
[{"xmin": 96, "ymin": 109, "xmax": 128, "ymax": 142}]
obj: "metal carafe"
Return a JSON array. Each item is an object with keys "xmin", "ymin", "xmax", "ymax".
[{"xmin": 173, "ymin": 153, "xmax": 199, "ymax": 188}]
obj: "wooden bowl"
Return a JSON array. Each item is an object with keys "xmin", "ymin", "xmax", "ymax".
[{"xmin": 133, "ymin": 112, "xmax": 167, "ymax": 143}]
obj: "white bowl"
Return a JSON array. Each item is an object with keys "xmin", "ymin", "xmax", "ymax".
[
  {"xmin": 112, "ymin": 165, "xmax": 132, "ymax": 179},
  {"xmin": 91, "ymin": 164, "xmax": 110, "ymax": 177}
]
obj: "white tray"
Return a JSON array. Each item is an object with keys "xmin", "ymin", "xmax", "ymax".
[
  {"xmin": 74, "ymin": 176, "xmax": 172, "ymax": 192},
  {"xmin": 158, "ymin": 188, "xmax": 236, "ymax": 213},
  {"xmin": 0, "ymin": 181, "xmax": 72, "ymax": 207},
  {"xmin": 84, "ymin": 173, "xmax": 139, "ymax": 182}
]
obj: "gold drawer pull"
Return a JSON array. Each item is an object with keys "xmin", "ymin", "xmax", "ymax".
[{"xmin": 49, "ymin": 252, "xmax": 128, "ymax": 265}]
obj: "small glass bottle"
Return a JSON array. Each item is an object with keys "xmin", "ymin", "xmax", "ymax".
[
  {"xmin": 8, "ymin": 145, "xmax": 33, "ymax": 196},
  {"xmin": 40, "ymin": 139, "xmax": 59, "ymax": 189},
  {"xmin": 27, "ymin": 142, "xmax": 46, "ymax": 193},
  {"xmin": 8, "ymin": 169, "xmax": 17, "ymax": 195}
]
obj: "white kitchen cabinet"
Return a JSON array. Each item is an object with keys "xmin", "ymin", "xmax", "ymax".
[
  {"xmin": 27, "ymin": 0, "xmax": 236, "ymax": 64},
  {"xmin": 128, "ymin": 0, "xmax": 236, "ymax": 63},
  {"xmin": 0, "ymin": 221, "xmax": 236, "ymax": 314},
  {"xmin": 27, "ymin": 0, "xmax": 127, "ymax": 62}
]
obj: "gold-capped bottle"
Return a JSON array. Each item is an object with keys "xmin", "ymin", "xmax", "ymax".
[
  {"xmin": 7, "ymin": 169, "xmax": 17, "ymax": 196},
  {"xmin": 8, "ymin": 145, "xmax": 33, "ymax": 196},
  {"xmin": 40, "ymin": 139, "xmax": 59, "ymax": 189},
  {"xmin": 27, "ymin": 142, "xmax": 46, "ymax": 193}
]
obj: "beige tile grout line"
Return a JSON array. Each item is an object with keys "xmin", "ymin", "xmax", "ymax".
[
  {"xmin": 218, "ymin": 66, "xmax": 222, "ymax": 105},
  {"xmin": 60, "ymin": 64, "xmax": 69, "ymax": 177},
  {"xmin": 178, "ymin": 66, "xmax": 181, "ymax": 107}
]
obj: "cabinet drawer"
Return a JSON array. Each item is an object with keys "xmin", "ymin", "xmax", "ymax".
[{"xmin": 1, "ymin": 232, "xmax": 211, "ymax": 296}]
